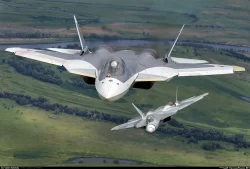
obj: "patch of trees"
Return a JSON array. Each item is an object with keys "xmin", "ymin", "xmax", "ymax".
[
  {"xmin": 158, "ymin": 125, "xmax": 250, "ymax": 148},
  {"xmin": 87, "ymin": 33, "xmax": 120, "ymax": 41},
  {"xmin": 32, "ymin": 15, "xmax": 53, "ymax": 21},
  {"xmin": 168, "ymin": 119, "xmax": 184, "ymax": 128},
  {"xmin": 0, "ymin": 32, "xmax": 60, "ymax": 39},
  {"xmin": 0, "ymin": 91, "xmax": 130, "ymax": 125},
  {"xmin": 65, "ymin": 44, "xmax": 80, "ymax": 49},
  {"xmin": 137, "ymin": 104, "xmax": 153, "ymax": 109},
  {"xmin": 0, "ymin": 91, "xmax": 250, "ymax": 149},
  {"xmin": 7, "ymin": 57, "xmax": 94, "ymax": 90},
  {"xmin": 193, "ymin": 48, "xmax": 201, "ymax": 56},
  {"xmin": 69, "ymin": 76, "xmax": 95, "ymax": 90},
  {"xmin": 7, "ymin": 57, "xmax": 63, "ymax": 85},
  {"xmin": 57, "ymin": 66, "xmax": 67, "ymax": 72},
  {"xmin": 194, "ymin": 25, "xmax": 223, "ymax": 29},
  {"xmin": 177, "ymin": 42, "xmax": 214, "ymax": 49},
  {"xmin": 113, "ymin": 159, "xmax": 119, "ymax": 164},
  {"xmin": 225, "ymin": 51, "xmax": 250, "ymax": 62},
  {"xmin": 184, "ymin": 13, "xmax": 198, "ymax": 23},
  {"xmin": 101, "ymin": 25, "xmax": 112, "ymax": 32},
  {"xmin": 202, "ymin": 142, "xmax": 224, "ymax": 151}
]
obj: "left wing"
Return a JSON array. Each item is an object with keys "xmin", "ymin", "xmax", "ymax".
[
  {"xmin": 5, "ymin": 47, "xmax": 73, "ymax": 66},
  {"xmin": 111, "ymin": 117, "xmax": 141, "ymax": 131},
  {"xmin": 5, "ymin": 47, "xmax": 97, "ymax": 78}
]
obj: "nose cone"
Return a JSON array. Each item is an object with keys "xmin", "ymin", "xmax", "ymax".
[
  {"xmin": 146, "ymin": 124, "xmax": 156, "ymax": 133},
  {"xmin": 96, "ymin": 78, "xmax": 124, "ymax": 102}
]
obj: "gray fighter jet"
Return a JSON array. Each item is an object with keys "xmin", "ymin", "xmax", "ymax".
[
  {"xmin": 112, "ymin": 88, "xmax": 208, "ymax": 133},
  {"xmin": 5, "ymin": 15, "xmax": 245, "ymax": 101}
]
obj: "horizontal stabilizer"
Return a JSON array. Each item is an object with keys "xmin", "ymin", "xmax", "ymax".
[{"xmin": 47, "ymin": 48, "xmax": 81, "ymax": 55}]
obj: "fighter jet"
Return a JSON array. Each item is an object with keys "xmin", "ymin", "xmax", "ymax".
[
  {"xmin": 5, "ymin": 15, "xmax": 245, "ymax": 101},
  {"xmin": 111, "ymin": 88, "xmax": 208, "ymax": 133}
]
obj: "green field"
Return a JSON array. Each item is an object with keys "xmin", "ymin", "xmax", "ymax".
[
  {"xmin": 1, "ymin": 0, "xmax": 250, "ymax": 45},
  {"xmin": 1, "ymin": 99, "xmax": 250, "ymax": 166},
  {"xmin": 1, "ymin": 43, "xmax": 250, "ymax": 166}
]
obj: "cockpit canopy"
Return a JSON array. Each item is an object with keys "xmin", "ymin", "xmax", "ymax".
[
  {"xmin": 146, "ymin": 115, "xmax": 154, "ymax": 123},
  {"xmin": 103, "ymin": 57, "xmax": 125, "ymax": 77}
]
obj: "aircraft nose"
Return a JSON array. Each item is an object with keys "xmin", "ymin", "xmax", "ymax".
[{"xmin": 97, "ymin": 78, "xmax": 120, "ymax": 101}]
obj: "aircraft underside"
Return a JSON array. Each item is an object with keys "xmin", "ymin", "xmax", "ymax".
[{"xmin": 82, "ymin": 75, "xmax": 156, "ymax": 90}]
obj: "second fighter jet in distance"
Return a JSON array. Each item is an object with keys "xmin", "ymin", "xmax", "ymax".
[
  {"xmin": 112, "ymin": 88, "xmax": 208, "ymax": 133},
  {"xmin": 5, "ymin": 15, "xmax": 245, "ymax": 101}
]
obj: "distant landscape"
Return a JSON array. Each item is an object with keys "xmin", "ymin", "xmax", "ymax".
[
  {"xmin": 0, "ymin": 0, "xmax": 250, "ymax": 167},
  {"xmin": 0, "ymin": 0, "xmax": 250, "ymax": 45}
]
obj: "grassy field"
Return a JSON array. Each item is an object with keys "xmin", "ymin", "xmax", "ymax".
[
  {"xmin": 0, "ymin": 0, "xmax": 250, "ymax": 45},
  {"xmin": 1, "ymin": 99, "xmax": 250, "ymax": 166}
]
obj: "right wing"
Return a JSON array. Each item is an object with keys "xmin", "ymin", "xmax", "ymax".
[
  {"xmin": 178, "ymin": 93, "xmax": 209, "ymax": 110},
  {"xmin": 5, "ymin": 47, "xmax": 97, "ymax": 78},
  {"xmin": 134, "ymin": 23, "xmax": 245, "ymax": 82},
  {"xmin": 135, "ymin": 62, "xmax": 245, "ymax": 82},
  {"xmin": 111, "ymin": 117, "xmax": 141, "ymax": 131}
]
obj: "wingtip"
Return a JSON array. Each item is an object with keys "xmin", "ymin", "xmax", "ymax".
[
  {"xmin": 233, "ymin": 66, "xmax": 246, "ymax": 72},
  {"xmin": 111, "ymin": 127, "xmax": 117, "ymax": 131},
  {"xmin": 203, "ymin": 93, "xmax": 209, "ymax": 97},
  {"xmin": 198, "ymin": 93, "xmax": 209, "ymax": 98},
  {"xmin": 5, "ymin": 47, "xmax": 20, "ymax": 52}
]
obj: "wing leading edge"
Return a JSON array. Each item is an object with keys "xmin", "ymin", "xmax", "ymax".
[{"xmin": 5, "ymin": 47, "xmax": 97, "ymax": 78}]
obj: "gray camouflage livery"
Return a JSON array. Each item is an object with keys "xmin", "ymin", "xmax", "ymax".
[
  {"xmin": 112, "ymin": 89, "xmax": 208, "ymax": 133},
  {"xmin": 5, "ymin": 15, "xmax": 245, "ymax": 101}
]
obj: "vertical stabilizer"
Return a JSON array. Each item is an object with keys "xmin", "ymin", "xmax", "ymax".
[
  {"xmin": 164, "ymin": 24, "xmax": 185, "ymax": 62},
  {"xmin": 73, "ymin": 15, "xmax": 89, "ymax": 55},
  {"xmin": 175, "ymin": 86, "xmax": 180, "ymax": 106},
  {"xmin": 132, "ymin": 103, "xmax": 145, "ymax": 118}
]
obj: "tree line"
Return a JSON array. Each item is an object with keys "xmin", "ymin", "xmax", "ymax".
[
  {"xmin": 8, "ymin": 57, "xmax": 63, "ymax": 85},
  {"xmin": 225, "ymin": 50, "xmax": 250, "ymax": 62},
  {"xmin": 0, "ymin": 91, "xmax": 250, "ymax": 149},
  {"xmin": 158, "ymin": 122, "xmax": 250, "ymax": 149},
  {"xmin": 7, "ymin": 56, "xmax": 93, "ymax": 90}
]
